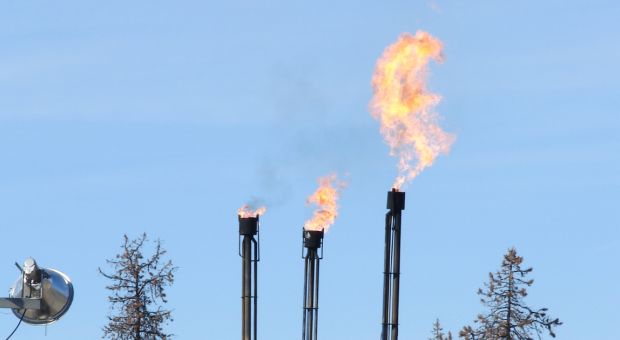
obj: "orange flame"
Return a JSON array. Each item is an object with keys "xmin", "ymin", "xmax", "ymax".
[
  {"xmin": 304, "ymin": 174, "xmax": 348, "ymax": 233},
  {"xmin": 238, "ymin": 205, "xmax": 266, "ymax": 218},
  {"xmin": 369, "ymin": 31, "xmax": 455, "ymax": 189}
]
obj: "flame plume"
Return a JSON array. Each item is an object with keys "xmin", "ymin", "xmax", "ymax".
[
  {"xmin": 369, "ymin": 31, "xmax": 455, "ymax": 189},
  {"xmin": 304, "ymin": 174, "xmax": 348, "ymax": 233},
  {"xmin": 238, "ymin": 205, "xmax": 266, "ymax": 218}
]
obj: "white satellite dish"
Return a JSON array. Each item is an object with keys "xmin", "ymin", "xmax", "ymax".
[{"xmin": 7, "ymin": 258, "xmax": 74, "ymax": 325}]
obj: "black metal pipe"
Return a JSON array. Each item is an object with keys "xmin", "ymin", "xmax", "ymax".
[
  {"xmin": 302, "ymin": 253, "xmax": 309, "ymax": 340},
  {"xmin": 381, "ymin": 211, "xmax": 392, "ymax": 340},
  {"xmin": 314, "ymin": 254, "xmax": 320, "ymax": 340},
  {"xmin": 307, "ymin": 250, "xmax": 315, "ymax": 340},
  {"xmin": 302, "ymin": 230, "xmax": 323, "ymax": 340},
  {"xmin": 242, "ymin": 236, "xmax": 252, "ymax": 340},
  {"xmin": 381, "ymin": 189, "xmax": 405, "ymax": 340},
  {"xmin": 240, "ymin": 216, "xmax": 260, "ymax": 340},
  {"xmin": 253, "ymin": 238, "xmax": 259, "ymax": 340},
  {"xmin": 391, "ymin": 210, "xmax": 402, "ymax": 340}
]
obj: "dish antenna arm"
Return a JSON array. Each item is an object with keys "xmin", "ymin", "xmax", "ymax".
[{"xmin": 0, "ymin": 298, "xmax": 41, "ymax": 310}]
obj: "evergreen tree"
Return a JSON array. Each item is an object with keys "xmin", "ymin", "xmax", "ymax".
[
  {"xmin": 430, "ymin": 319, "xmax": 453, "ymax": 340},
  {"xmin": 459, "ymin": 248, "xmax": 561, "ymax": 340},
  {"xmin": 99, "ymin": 234, "xmax": 177, "ymax": 340}
]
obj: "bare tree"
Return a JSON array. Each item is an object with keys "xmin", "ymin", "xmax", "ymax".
[
  {"xmin": 430, "ymin": 319, "xmax": 453, "ymax": 340},
  {"xmin": 459, "ymin": 248, "xmax": 561, "ymax": 340},
  {"xmin": 99, "ymin": 233, "xmax": 177, "ymax": 340}
]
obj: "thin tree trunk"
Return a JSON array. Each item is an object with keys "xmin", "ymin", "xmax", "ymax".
[
  {"xmin": 506, "ymin": 263, "xmax": 512, "ymax": 340},
  {"xmin": 136, "ymin": 270, "xmax": 141, "ymax": 340}
]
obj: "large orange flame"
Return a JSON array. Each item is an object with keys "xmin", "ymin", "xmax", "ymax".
[
  {"xmin": 238, "ymin": 205, "xmax": 266, "ymax": 218},
  {"xmin": 369, "ymin": 31, "xmax": 455, "ymax": 189},
  {"xmin": 304, "ymin": 174, "xmax": 348, "ymax": 233}
]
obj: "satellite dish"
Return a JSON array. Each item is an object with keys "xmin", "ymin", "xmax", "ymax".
[{"xmin": 8, "ymin": 258, "xmax": 74, "ymax": 325}]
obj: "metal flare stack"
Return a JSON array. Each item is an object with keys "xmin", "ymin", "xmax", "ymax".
[
  {"xmin": 301, "ymin": 229, "xmax": 324, "ymax": 340},
  {"xmin": 239, "ymin": 216, "xmax": 260, "ymax": 340},
  {"xmin": 381, "ymin": 188, "xmax": 406, "ymax": 340}
]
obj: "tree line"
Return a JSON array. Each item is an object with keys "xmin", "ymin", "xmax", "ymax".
[{"xmin": 98, "ymin": 235, "xmax": 560, "ymax": 340}]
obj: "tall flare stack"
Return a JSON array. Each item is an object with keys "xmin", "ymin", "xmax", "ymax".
[
  {"xmin": 300, "ymin": 173, "xmax": 347, "ymax": 340},
  {"xmin": 369, "ymin": 31, "xmax": 454, "ymax": 340},
  {"xmin": 381, "ymin": 189, "xmax": 405, "ymax": 340},
  {"xmin": 301, "ymin": 229, "xmax": 324, "ymax": 340},
  {"xmin": 238, "ymin": 206, "xmax": 263, "ymax": 340}
]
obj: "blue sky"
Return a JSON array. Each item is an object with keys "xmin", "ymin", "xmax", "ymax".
[{"xmin": 1, "ymin": 1, "xmax": 618, "ymax": 339}]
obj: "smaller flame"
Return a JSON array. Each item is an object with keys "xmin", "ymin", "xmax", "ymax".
[
  {"xmin": 304, "ymin": 174, "xmax": 348, "ymax": 233},
  {"xmin": 238, "ymin": 205, "xmax": 266, "ymax": 218}
]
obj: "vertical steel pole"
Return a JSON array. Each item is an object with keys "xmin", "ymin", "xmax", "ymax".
[
  {"xmin": 313, "ymin": 254, "xmax": 320, "ymax": 340},
  {"xmin": 306, "ymin": 250, "xmax": 315, "ymax": 340},
  {"xmin": 253, "ymin": 238, "xmax": 259, "ymax": 340},
  {"xmin": 302, "ymin": 256, "xmax": 309, "ymax": 340},
  {"xmin": 381, "ymin": 211, "xmax": 393, "ymax": 340},
  {"xmin": 241, "ymin": 235, "xmax": 246, "ymax": 340},
  {"xmin": 242, "ymin": 236, "xmax": 252, "ymax": 340},
  {"xmin": 240, "ymin": 216, "xmax": 259, "ymax": 340},
  {"xmin": 382, "ymin": 190, "xmax": 405, "ymax": 340},
  {"xmin": 302, "ymin": 230, "xmax": 323, "ymax": 340},
  {"xmin": 390, "ymin": 210, "xmax": 402, "ymax": 340}
]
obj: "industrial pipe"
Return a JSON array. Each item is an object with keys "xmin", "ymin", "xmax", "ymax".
[
  {"xmin": 302, "ymin": 229, "xmax": 323, "ymax": 340},
  {"xmin": 381, "ymin": 189, "xmax": 405, "ymax": 340},
  {"xmin": 239, "ymin": 216, "xmax": 260, "ymax": 340}
]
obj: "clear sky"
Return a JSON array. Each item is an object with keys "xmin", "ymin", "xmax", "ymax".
[{"xmin": 1, "ymin": 1, "xmax": 618, "ymax": 339}]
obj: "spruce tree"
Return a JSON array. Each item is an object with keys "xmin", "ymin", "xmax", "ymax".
[
  {"xmin": 459, "ymin": 248, "xmax": 561, "ymax": 340},
  {"xmin": 99, "ymin": 234, "xmax": 177, "ymax": 340},
  {"xmin": 430, "ymin": 319, "xmax": 453, "ymax": 340}
]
